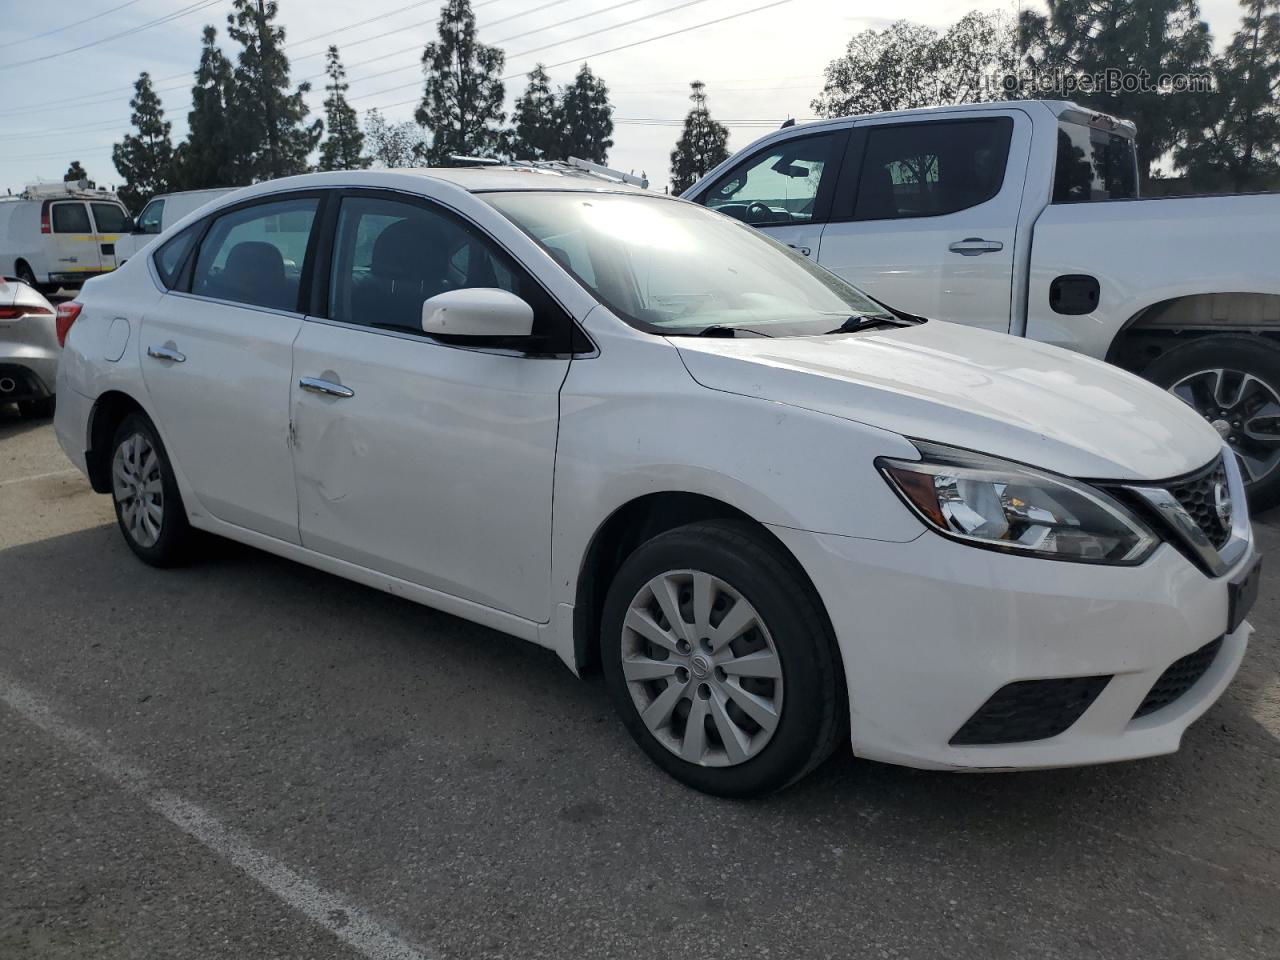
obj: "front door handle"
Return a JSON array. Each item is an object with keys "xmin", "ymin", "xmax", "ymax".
[
  {"xmin": 948, "ymin": 237, "xmax": 1004, "ymax": 256},
  {"xmin": 299, "ymin": 376, "xmax": 354, "ymax": 399},
  {"xmin": 146, "ymin": 345, "xmax": 186, "ymax": 363},
  {"xmin": 787, "ymin": 243, "xmax": 812, "ymax": 257}
]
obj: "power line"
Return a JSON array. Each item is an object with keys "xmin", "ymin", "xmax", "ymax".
[
  {"xmin": 0, "ymin": 0, "xmax": 150, "ymax": 51},
  {"xmin": 0, "ymin": 0, "xmax": 225, "ymax": 71},
  {"xmin": 283, "ymin": 0, "xmax": 436, "ymax": 49}
]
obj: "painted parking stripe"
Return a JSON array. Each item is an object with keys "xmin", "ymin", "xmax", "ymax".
[
  {"xmin": 0, "ymin": 467, "xmax": 80, "ymax": 488},
  {"xmin": 0, "ymin": 673, "xmax": 435, "ymax": 960}
]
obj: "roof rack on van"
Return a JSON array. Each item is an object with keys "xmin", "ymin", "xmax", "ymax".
[{"xmin": 20, "ymin": 180, "xmax": 119, "ymax": 201}]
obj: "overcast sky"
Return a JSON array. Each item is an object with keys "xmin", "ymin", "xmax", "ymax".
[{"xmin": 0, "ymin": 0, "xmax": 1249, "ymax": 198}]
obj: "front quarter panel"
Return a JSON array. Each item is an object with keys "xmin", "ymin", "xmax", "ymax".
[{"xmin": 551, "ymin": 310, "xmax": 925, "ymax": 613}]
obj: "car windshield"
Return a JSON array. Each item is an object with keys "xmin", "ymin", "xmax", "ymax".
[{"xmin": 485, "ymin": 191, "xmax": 896, "ymax": 337}]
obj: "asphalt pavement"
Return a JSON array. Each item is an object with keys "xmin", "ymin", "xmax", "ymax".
[{"xmin": 2, "ymin": 407, "xmax": 1278, "ymax": 960}]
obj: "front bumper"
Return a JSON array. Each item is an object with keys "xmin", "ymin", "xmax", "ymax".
[{"xmin": 769, "ymin": 525, "xmax": 1253, "ymax": 771}]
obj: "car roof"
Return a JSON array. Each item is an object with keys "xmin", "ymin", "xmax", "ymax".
[{"xmin": 395, "ymin": 165, "xmax": 652, "ymax": 194}]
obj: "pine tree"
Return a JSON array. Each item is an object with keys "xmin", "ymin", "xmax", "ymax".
[
  {"xmin": 1020, "ymin": 0, "xmax": 1213, "ymax": 184},
  {"xmin": 416, "ymin": 0, "xmax": 506, "ymax": 164},
  {"xmin": 510, "ymin": 64, "xmax": 561, "ymax": 160},
  {"xmin": 362, "ymin": 109, "xmax": 430, "ymax": 167},
  {"xmin": 319, "ymin": 46, "xmax": 369, "ymax": 171},
  {"xmin": 670, "ymin": 81, "xmax": 730, "ymax": 195},
  {"xmin": 64, "ymin": 161, "xmax": 88, "ymax": 183},
  {"xmin": 560, "ymin": 63, "xmax": 614, "ymax": 163},
  {"xmin": 225, "ymin": 0, "xmax": 322, "ymax": 181},
  {"xmin": 175, "ymin": 25, "xmax": 238, "ymax": 189},
  {"xmin": 1176, "ymin": 0, "xmax": 1280, "ymax": 191},
  {"xmin": 112, "ymin": 72, "xmax": 175, "ymax": 211}
]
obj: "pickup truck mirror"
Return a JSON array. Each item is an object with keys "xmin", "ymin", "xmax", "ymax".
[
  {"xmin": 421, "ymin": 288, "xmax": 534, "ymax": 339},
  {"xmin": 122, "ymin": 216, "xmax": 137, "ymax": 233}
]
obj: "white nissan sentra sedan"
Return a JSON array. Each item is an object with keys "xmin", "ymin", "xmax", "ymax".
[{"xmin": 53, "ymin": 167, "xmax": 1259, "ymax": 796}]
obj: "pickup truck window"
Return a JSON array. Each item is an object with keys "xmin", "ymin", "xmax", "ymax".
[
  {"xmin": 702, "ymin": 132, "xmax": 841, "ymax": 227},
  {"xmin": 848, "ymin": 118, "xmax": 1012, "ymax": 221},
  {"xmin": 1052, "ymin": 122, "xmax": 1138, "ymax": 202}
]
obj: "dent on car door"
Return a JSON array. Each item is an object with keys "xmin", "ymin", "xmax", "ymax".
[
  {"xmin": 290, "ymin": 191, "xmax": 571, "ymax": 622},
  {"xmin": 139, "ymin": 194, "xmax": 321, "ymax": 542},
  {"xmin": 818, "ymin": 113, "xmax": 1029, "ymax": 332},
  {"xmin": 694, "ymin": 130, "xmax": 848, "ymax": 261}
]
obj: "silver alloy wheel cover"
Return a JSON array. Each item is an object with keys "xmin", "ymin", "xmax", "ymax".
[
  {"xmin": 621, "ymin": 569, "xmax": 784, "ymax": 767},
  {"xmin": 1168, "ymin": 367, "xmax": 1280, "ymax": 483},
  {"xmin": 111, "ymin": 432, "xmax": 164, "ymax": 548}
]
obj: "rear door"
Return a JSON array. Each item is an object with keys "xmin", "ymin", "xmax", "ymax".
[
  {"xmin": 139, "ymin": 192, "xmax": 321, "ymax": 543},
  {"xmin": 89, "ymin": 201, "xmax": 130, "ymax": 272},
  {"xmin": 47, "ymin": 200, "xmax": 102, "ymax": 280},
  {"xmin": 693, "ymin": 129, "xmax": 848, "ymax": 262},
  {"xmin": 818, "ymin": 109, "xmax": 1031, "ymax": 332}
]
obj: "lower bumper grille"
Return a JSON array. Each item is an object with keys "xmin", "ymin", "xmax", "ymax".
[
  {"xmin": 950, "ymin": 675, "xmax": 1111, "ymax": 745},
  {"xmin": 1133, "ymin": 637, "xmax": 1223, "ymax": 719}
]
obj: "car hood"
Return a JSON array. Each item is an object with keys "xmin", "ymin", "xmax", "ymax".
[{"xmin": 672, "ymin": 320, "xmax": 1222, "ymax": 481}]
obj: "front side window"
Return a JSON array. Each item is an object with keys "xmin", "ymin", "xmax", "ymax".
[
  {"xmin": 1053, "ymin": 122, "xmax": 1138, "ymax": 202},
  {"xmin": 91, "ymin": 202, "xmax": 129, "ymax": 233},
  {"xmin": 327, "ymin": 194, "xmax": 567, "ymax": 345},
  {"xmin": 703, "ymin": 133, "xmax": 839, "ymax": 226},
  {"xmin": 851, "ymin": 118, "xmax": 1012, "ymax": 220},
  {"xmin": 137, "ymin": 199, "xmax": 165, "ymax": 234},
  {"xmin": 51, "ymin": 202, "xmax": 91, "ymax": 234},
  {"xmin": 191, "ymin": 196, "xmax": 318, "ymax": 311},
  {"xmin": 487, "ymin": 191, "xmax": 895, "ymax": 338}
]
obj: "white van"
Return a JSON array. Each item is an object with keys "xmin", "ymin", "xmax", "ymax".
[
  {"xmin": 115, "ymin": 188, "xmax": 236, "ymax": 263},
  {"xmin": 0, "ymin": 181, "xmax": 132, "ymax": 293}
]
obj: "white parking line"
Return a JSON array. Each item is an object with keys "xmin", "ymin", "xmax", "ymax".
[
  {"xmin": 0, "ymin": 673, "xmax": 435, "ymax": 960},
  {"xmin": 0, "ymin": 467, "xmax": 80, "ymax": 488}
]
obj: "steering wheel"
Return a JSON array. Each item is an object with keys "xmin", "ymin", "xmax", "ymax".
[{"xmin": 745, "ymin": 201, "xmax": 773, "ymax": 224}]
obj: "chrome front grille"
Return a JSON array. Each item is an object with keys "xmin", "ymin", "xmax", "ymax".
[{"xmin": 1166, "ymin": 456, "xmax": 1231, "ymax": 549}]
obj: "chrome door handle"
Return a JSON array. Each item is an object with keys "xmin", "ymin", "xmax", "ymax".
[
  {"xmin": 787, "ymin": 243, "xmax": 812, "ymax": 257},
  {"xmin": 948, "ymin": 237, "xmax": 1004, "ymax": 256},
  {"xmin": 299, "ymin": 376, "xmax": 354, "ymax": 399},
  {"xmin": 146, "ymin": 345, "xmax": 186, "ymax": 362}
]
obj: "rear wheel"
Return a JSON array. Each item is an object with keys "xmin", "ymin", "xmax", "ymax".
[
  {"xmin": 600, "ymin": 520, "xmax": 843, "ymax": 797},
  {"xmin": 110, "ymin": 413, "xmax": 194, "ymax": 566},
  {"xmin": 1143, "ymin": 335, "xmax": 1280, "ymax": 511},
  {"xmin": 15, "ymin": 262, "xmax": 38, "ymax": 289}
]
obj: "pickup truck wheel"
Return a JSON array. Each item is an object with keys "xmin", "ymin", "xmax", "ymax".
[
  {"xmin": 1143, "ymin": 335, "xmax": 1280, "ymax": 511},
  {"xmin": 600, "ymin": 520, "xmax": 843, "ymax": 797}
]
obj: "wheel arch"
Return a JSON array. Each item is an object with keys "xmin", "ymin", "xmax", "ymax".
[
  {"xmin": 85, "ymin": 389, "xmax": 148, "ymax": 493},
  {"xmin": 1106, "ymin": 291, "xmax": 1280, "ymax": 373},
  {"xmin": 570, "ymin": 491, "xmax": 833, "ymax": 676}
]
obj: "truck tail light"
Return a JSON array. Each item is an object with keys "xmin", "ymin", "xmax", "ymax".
[
  {"xmin": 55, "ymin": 301, "xmax": 82, "ymax": 346},
  {"xmin": 41, "ymin": 207, "xmax": 51, "ymax": 234}
]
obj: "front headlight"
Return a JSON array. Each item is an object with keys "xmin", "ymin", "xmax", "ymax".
[{"xmin": 878, "ymin": 442, "xmax": 1157, "ymax": 564}]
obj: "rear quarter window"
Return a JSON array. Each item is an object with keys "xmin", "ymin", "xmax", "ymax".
[{"xmin": 153, "ymin": 224, "xmax": 201, "ymax": 289}]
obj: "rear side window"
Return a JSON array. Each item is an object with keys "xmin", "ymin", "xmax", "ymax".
[
  {"xmin": 190, "ymin": 196, "xmax": 318, "ymax": 312},
  {"xmin": 51, "ymin": 202, "xmax": 91, "ymax": 233},
  {"xmin": 1053, "ymin": 122, "xmax": 1138, "ymax": 202},
  {"xmin": 91, "ymin": 203, "xmax": 129, "ymax": 233},
  {"xmin": 153, "ymin": 224, "xmax": 200, "ymax": 289},
  {"xmin": 849, "ymin": 118, "xmax": 1013, "ymax": 220}
]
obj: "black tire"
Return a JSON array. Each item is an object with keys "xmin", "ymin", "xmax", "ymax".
[
  {"xmin": 18, "ymin": 396, "xmax": 55, "ymax": 418},
  {"xmin": 1142, "ymin": 334, "xmax": 1280, "ymax": 512},
  {"xmin": 15, "ymin": 262, "xmax": 38, "ymax": 289},
  {"xmin": 109, "ymin": 412, "xmax": 194, "ymax": 566},
  {"xmin": 600, "ymin": 520, "xmax": 844, "ymax": 797}
]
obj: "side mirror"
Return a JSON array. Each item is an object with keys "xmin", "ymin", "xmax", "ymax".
[
  {"xmin": 122, "ymin": 217, "xmax": 137, "ymax": 233},
  {"xmin": 421, "ymin": 288, "xmax": 534, "ymax": 338}
]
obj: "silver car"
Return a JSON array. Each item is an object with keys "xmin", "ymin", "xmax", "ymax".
[{"xmin": 0, "ymin": 276, "xmax": 58, "ymax": 417}]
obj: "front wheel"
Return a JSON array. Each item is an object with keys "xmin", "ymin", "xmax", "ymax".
[
  {"xmin": 600, "ymin": 520, "xmax": 843, "ymax": 797},
  {"xmin": 1143, "ymin": 335, "xmax": 1280, "ymax": 512},
  {"xmin": 110, "ymin": 413, "xmax": 194, "ymax": 566}
]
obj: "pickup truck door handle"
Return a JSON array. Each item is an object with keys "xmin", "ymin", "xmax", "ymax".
[
  {"xmin": 787, "ymin": 243, "xmax": 812, "ymax": 257},
  {"xmin": 299, "ymin": 376, "xmax": 354, "ymax": 399},
  {"xmin": 146, "ymin": 345, "xmax": 186, "ymax": 363},
  {"xmin": 948, "ymin": 237, "xmax": 1004, "ymax": 256}
]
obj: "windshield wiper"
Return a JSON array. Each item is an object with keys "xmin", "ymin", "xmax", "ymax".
[{"xmin": 823, "ymin": 314, "xmax": 905, "ymax": 334}]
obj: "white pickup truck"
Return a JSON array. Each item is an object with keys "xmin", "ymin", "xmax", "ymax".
[{"xmin": 682, "ymin": 100, "xmax": 1280, "ymax": 508}]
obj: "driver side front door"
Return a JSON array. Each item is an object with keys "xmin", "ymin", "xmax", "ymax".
[{"xmin": 690, "ymin": 130, "xmax": 848, "ymax": 263}]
